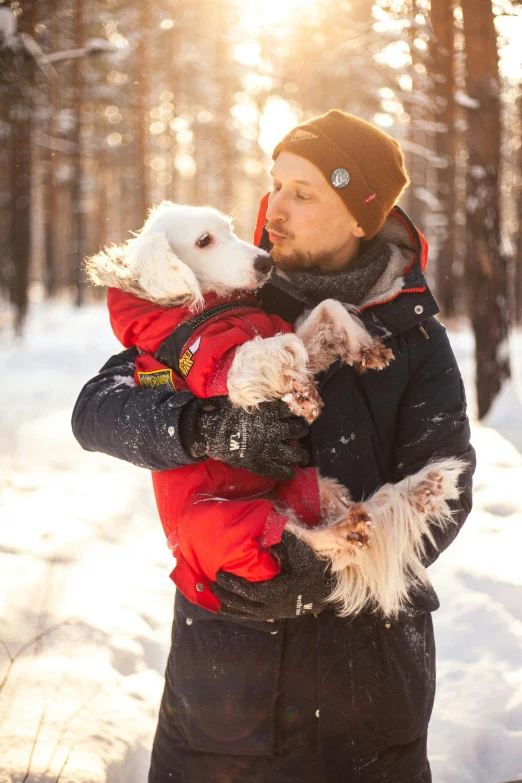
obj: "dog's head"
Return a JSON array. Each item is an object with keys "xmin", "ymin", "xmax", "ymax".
[{"xmin": 86, "ymin": 201, "xmax": 272, "ymax": 308}]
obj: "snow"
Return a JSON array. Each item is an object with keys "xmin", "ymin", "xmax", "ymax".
[
  {"xmin": 0, "ymin": 10, "xmax": 44, "ymax": 62},
  {"xmin": 470, "ymin": 165, "xmax": 487, "ymax": 181},
  {"xmin": 45, "ymin": 39, "xmax": 116, "ymax": 65},
  {"xmin": 1, "ymin": 302, "xmax": 522, "ymax": 782},
  {"xmin": 414, "ymin": 187, "xmax": 443, "ymax": 212},
  {"xmin": 455, "ymin": 91, "xmax": 481, "ymax": 110},
  {"xmin": 0, "ymin": 303, "xmax": 171, "ymax": 782},
  {"xmin": 0, "ymin": 8, "xmax": 16, "ymax": 44},
  {"xmin": 400, "ymin": 139, "xmax": 449, "ymax": 169},
  {"xmin": 20, "ymin": 32, "xmax": 45, "ymax": 62},
  {"xmin": 483, "ymin": 379, "xmax": 522, "ymax": 453}
]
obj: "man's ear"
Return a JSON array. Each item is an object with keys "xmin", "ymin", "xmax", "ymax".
[
  {"xmin": 126, "ymin": 231, "xmax": 203, "ymax": 307},
  {"xmin": 353, "ymin": 225, "xmax": 365, "ymax": 239}
]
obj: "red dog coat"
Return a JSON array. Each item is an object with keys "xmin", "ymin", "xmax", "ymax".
[{"xmin": 108, "ymin": 287, "xmax": 322, "ymax": 612}]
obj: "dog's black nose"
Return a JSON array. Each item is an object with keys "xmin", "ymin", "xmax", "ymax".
[{"xmin": 254, "ymin": 255, "xmax": 272, "ymax": 274}]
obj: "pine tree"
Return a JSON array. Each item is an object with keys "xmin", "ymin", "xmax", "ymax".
[
  {"xmin": 0, "ymin": 1, "xmax": 39, "ymax": 330},
  {"xmin": 461, "ymin": 0, "xmax": 511, "ymax": 417},
  {"xmin": 430, "ymin": 0, "xmax": 457, "ymax": 317}
]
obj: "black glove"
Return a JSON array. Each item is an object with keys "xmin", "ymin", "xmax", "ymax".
[
  {"xmin": 180, "ymin": 397, "xmax": 309, "ymax": 481},
  {"xmin": 211, "ymin": 532, "xmax": 334, "ymax": 621}
]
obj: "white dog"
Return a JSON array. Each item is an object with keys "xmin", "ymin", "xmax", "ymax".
[{"xmin": 88, "ymin": 201, "xmax": 465, "ymax": 618}]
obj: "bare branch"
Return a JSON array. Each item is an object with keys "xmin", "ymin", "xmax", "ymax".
[
  {"xmin": 0, "ymin": 620, "xmax": 75, "ymax": 694},
  {"xmin": 21, "ymin": 700, "xmax": 48, "ymax": 783},
  {"xmin": 55, "ymin": 754, "xmax": 70, "ymax": 783},
  {"xmin": 44, "ymin": 684, "xmax": 102, "ymax": 776},
  {"xmin": 0, "ymin": 639, "xmax": 13, "ymax": 663}
]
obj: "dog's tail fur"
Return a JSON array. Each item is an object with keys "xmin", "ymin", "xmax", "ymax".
[{"xmin": 326, "ymin": 457, "xmax": 466, "ymax": 619}]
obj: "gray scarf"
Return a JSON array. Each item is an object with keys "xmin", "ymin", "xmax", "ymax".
[{"xmin": 279, "ymin": 235, "xmax": 391, "ymax": 307}]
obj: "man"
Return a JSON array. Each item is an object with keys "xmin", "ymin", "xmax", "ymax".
[{"xmin": 72, "ymin": 110, "xmax": 475, "ymax": 782}]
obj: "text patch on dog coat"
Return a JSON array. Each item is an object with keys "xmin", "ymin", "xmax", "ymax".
[
  {"xmin": 137, "ymin": 368, "xmax": 177, "ymax": 391},
  {"xmin": 179, "ymin": 335, "xmax": 202, "ymax": 377}
]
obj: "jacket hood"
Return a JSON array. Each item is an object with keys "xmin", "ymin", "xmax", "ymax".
[{"xmin": 107, "ymin": 288, "xmax": 190, "ymax": 351}]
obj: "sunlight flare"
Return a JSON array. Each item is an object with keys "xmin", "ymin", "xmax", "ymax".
[{"xmin": 239, "ymin": 0, "xmax": 319, "ymax": 29}]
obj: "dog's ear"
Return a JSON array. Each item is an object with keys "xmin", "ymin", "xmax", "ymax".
[
  {"xmin": 126, "ymin": 231, "xmax": 203, "ymax": 307},
  {"xmin": 85, "ymin": 242, "xmax": 133, "ymax": 289}
]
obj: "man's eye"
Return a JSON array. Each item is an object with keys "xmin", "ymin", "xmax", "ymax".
[
  {"xmin": 271, "ymin": 183, "xmax": 281, "ymax": 193},
  {"xmin": 296, "ymin": 193, "xmax": 309, "ymax": 201},
  {"xmin": 196, "ymin": 233, "xmax": 212, "ymax": 248}
]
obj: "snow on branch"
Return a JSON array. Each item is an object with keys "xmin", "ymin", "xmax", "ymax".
[
  {"xmin": 0, "ymin": 9, "xmax": 46, "ymax": 64},
  {"xmin": 414, "ymin": 187, "xmax": 443, "ymax": 211},
  {"xmin": 400, "ymin": 90, "xmax": 438, "ymax": 111},
  {"xmin": 454, "ymin": 91, "xmax": 480, "ymax": 110},
  {"xmin": 20, "ymin": 31, "xmax": 46, "ymax": 61},
  {"xmin": 45, "ymin": 39, "xmax": 117, "ymax": 65},
  {"xmin": 33, "ymin": 133, "xmax": 78, "ymax": 155},
  {"xmin": 401, "ymin": 139, "xmax": 449, "ymax": 169},
  {"xmin": 0, "ymin": 7, "xmax": 16, "ymax": 44},
  {"xmin": 411, "ymin": 119, "xmax": 448, "ymax": 133},
  {"xmin": 0, "ymin": 9, "xmax": 115, "ymax": 70}
]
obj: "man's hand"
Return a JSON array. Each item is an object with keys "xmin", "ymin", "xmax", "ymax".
[
  {"xmin": 182, "ymin": 397, "xmax": 309, "ymax": 480},
  {"xmin": 211, "ymin": 532, "xmax": 333, "ymax": 621}
]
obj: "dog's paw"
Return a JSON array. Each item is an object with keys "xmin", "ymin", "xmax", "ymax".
[
  {"xmin": 353, "ymin": 338, "xmax": 394, "ymax": 373},
  {"xmin": 282, "ymin": 382, "xmax": 323, "ymax": 423},
  {"xmin": 326, "ymin": 503, "xmax": 373, "ymax": 551},
  {"xmin": 411, "ymin": 471, "xmax": 445, "ymax": 515}
]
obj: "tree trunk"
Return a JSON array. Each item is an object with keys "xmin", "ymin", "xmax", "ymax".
[
  {"xmin": 430, "ymin": 0, "xmax": 457, "ymax": 317},
  {"xmin": 43, "ymin": 145, "xmax": 58, "ymax": 296},
  {"xmin": 70, "ymin": 0, "xmax": 85, "ymax": 306},
  {"xmin": 9, "ymin": 0, "xmax": 37, "ymax": 330},
  {"xmin": 134, "ymin": 0, "xmax": 150, "ymax": 223},
  {"xmin": 461, "ymin": 0, "xmax": 510, "ymax": 418},
  {"xmin": 406, "ymin": 0, "xmax": 428, "ymax": 234},
  {"xmin": 515, "ymin": 91, "xmax": 522, "ymax": 325},
  {"xmin": 42, "ymin": 31, "xmax": 57, "ymax": 296},
  {"xmin": 213, "ymin": 2, "xmax": 235, "ymax": 213}
]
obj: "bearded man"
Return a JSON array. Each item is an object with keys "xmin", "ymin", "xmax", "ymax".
[{"xmin": 72, "ymin": 110, "xmax": 475, "ymax": 783}]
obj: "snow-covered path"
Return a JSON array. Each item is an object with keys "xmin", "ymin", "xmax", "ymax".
[{"xmin": 1, "ymin": 302, "xmax": 521, "ymax": 783}]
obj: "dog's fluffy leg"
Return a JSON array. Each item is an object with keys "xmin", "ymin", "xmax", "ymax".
[
  {"xmin": 295, "ymin": 299, "xmax": 393, "ymax": 374},
  {"xmin": 323, "ymin": 458, "xmax": 466, "ymax": 618},
  {"xmin": 286, "ymin": 475, "xmax": 373, "ymax": 552},
  {"xmin": 227, "ymin": 334, "xmax": 323, "ymax": 421},
  {"xmin": 287, "ymin": 459, "xmax": 465, "ymax": 619}
]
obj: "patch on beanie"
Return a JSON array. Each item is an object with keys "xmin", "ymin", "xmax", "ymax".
[
  {"xmin": 289, "ymin": 128, "xmax": 319, "ymax": 142},
  {"xmin": 364, "ymin": 192, "xmax": 377, "ymax": 204},
  {"xmin": 331, "ymin": 168, "xmax": 351, "ymax": 188}
]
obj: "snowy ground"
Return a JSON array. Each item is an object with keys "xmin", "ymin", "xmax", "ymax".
[{"xmin": 1, "ymin": 300, "xmax": 522, "ymax": 783}]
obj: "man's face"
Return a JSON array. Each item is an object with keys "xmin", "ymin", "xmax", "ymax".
[{"xmin": 266, "ymin": 151, "xmax": 365, "ymax": 273}]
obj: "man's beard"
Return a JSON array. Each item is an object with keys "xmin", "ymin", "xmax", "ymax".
[
  {"xmin": 265, "ymin": 220, "xmax": 336, "ymax": 272},
  {"xmin": 270, "ymin": 244, "xmax": 337, "ymax": 273}
]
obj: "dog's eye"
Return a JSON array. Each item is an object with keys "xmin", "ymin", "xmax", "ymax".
[{"xmin": 196, "ymin": 233, "xmax": 212, "ymax": 248}]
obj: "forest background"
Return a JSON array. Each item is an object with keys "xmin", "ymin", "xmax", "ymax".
[
  {"xmin": 1, "ymin": 0, "xmax": 522, "ymax": 416},
  {"xmin": 1, "ymin": 3, "xmax": 522, "ymax": 781}
]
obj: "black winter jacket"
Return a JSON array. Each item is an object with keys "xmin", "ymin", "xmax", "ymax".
[{"xmin": 71, "ymin": 208, "xmax": 475, "ymax": 782}]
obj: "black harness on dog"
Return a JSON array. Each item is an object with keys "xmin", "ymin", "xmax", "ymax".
[{"xmin": 154, "ymin": 300, "xmax": 258, "ymax": 375}]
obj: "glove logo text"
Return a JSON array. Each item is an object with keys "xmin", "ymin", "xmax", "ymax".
[
  {"xmin": 229, "ymin": 432, "xmax": 241, "ymax": 451},
  {"xmin": 296, "ymin": 595, "xmax": 313, "ymax": 616}
]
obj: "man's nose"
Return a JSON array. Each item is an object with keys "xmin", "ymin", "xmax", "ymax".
[
  {"xmin": 266, "ymin": 189, "xmax": 286, "ymax": 222},
  {"xmin": 254, "ymin": 254, "xmax": 272, "ymax": 274}
]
